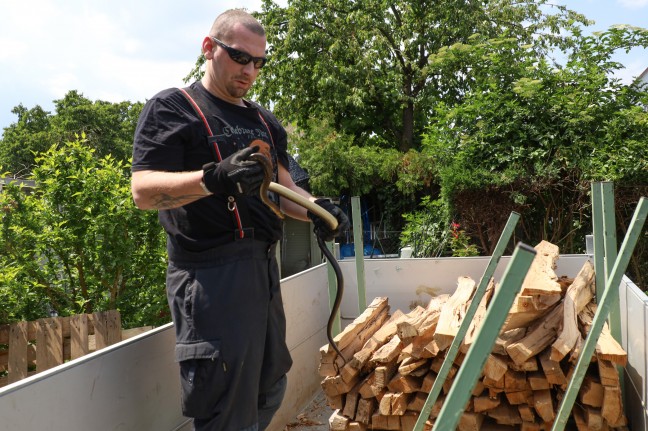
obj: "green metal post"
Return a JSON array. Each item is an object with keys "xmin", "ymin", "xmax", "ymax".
[
  {"xmin": 601, "ymin": 182, "xmax": 618, "ymax": 279},
  {"xmin": 413, "ymin": 212, "xmax": 520, "ymax": 431},
  {"xmin": 591, "ymin": 183, "xmax": 606, "ymax": 300},
  {"xmin": 431, "ymin": 243, "xmax": 537, "ymax": 431},
  {"xmin": 601, "ymin": 182, "xmax": 622, "ymax": 340},
  {"xmin": 326, "ymin": 240, "xmax": 341, "ymax": 336},
  {"xmin": 551, "ymin": 197, "xmax": 647, "ymax": 431},
  {"xmin": 600, "ymin": 181, "xmax": 624, "ymax": 396},
  {"xmin": 351, "ymin": 196, "xmax": 367, "ymax": 312}
]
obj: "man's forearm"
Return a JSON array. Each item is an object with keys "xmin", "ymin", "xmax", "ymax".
[{"xmin": 131, "ymin": 170, "xmax": 211, "ymax": 210}]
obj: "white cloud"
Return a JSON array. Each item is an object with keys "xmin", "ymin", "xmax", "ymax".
[
  {"xmin": 618, "ymin": 0, "xmax": 648, "ymax": 8},
  {"xmin": 0, "ymin": 0, "xmax": 236, "ymax": 130}
]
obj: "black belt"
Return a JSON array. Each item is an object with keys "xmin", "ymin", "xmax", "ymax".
[{"xmin": 167, "ymin": 237, "xmax": 276, "ymax": 266}]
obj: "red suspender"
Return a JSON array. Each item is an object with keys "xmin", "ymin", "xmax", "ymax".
[{"xmin": 178, "ymin": 88, "xmax": 246, "ymax": 239}]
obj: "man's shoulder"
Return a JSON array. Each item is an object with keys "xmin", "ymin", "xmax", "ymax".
[
  {"xmin": 247, "ymin": 101, "xmax": 280, "ymax": 126},
  {"xmin": 147, "ymin": 87, "xmax": 187, "ymax": 103}
]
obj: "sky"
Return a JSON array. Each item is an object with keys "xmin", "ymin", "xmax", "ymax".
[{"xmin": 0, "ymin": 0, "xmax": 647, "ymax": 135}]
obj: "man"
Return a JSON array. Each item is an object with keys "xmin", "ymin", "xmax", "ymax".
[{"xmin": 131, "ymin": 9, "xmax": 349, "ymax": 431}]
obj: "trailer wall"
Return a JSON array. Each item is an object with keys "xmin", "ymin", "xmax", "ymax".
[
  {"xmin": 336, "ymin": 255, "xmax": 590, "ymax": 321},
  {"xmin": 620, "ymin": 275, "xmax": 648, "ymax": 430},
  {"xmin": 0, "ymin": 324, "xmax": 186, "ymax": 431},
  {"xmin": 0, "ymin": 264, "xmax": 331, "ymax": 431},
  {"xmin": 0, "ymin": 255, "xmax": 645, "ymax": 430}
]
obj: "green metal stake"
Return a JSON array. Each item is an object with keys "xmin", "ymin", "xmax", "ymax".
[
  {"xmin": 431, "ymin": 242, "xmax": 537, "ymax": 431},
  {"xmin": 591, "ymin": 182, "xmax": 625, "ymax": 395},
  {"xmin": 591, "ymin": 182, "xmax": 606, "ymax": 300},
  {"xmin": 551, "ymin": 197, "xmax": 647, "ymax": 431},
  {"xmin": 600, "ymin": 181, "xmax": 624, "ymax": 397},
  {"xmin": 413, "ymin": 212, "xmax": 520, "ymax": 431},
  {"xmin": 601, "ymin": 182, "xmax": 618, "ymax": 279},
  {"xmin": 600, "ymin": 182, "xmax": 622, "ymax": 342},
  {"xmin": 351, "ymin": 196, "xmax": 367, "ymax": 312}
]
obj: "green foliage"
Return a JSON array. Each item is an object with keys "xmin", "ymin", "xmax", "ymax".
[
  {"xmin": 0, "ymin": 138, "xmax": 167, "ymax": 327},
  {"xmin": 449, "ymin": 221, "xmax": 479, "ymax": 257},
  {"xmin": 294, "ymin": 119, "xmax": 389, "ymax": 194},
  {"xmin": 254, "ymin": 0, "xmax": 587, "ymax": 151},
  {"xmin": 287, "ymin": 118, "xmax": 432, "ymax": 236},
  {"xmin": 0, "ymin": 104, "xmax": 53, "ymax": 177},
  {"xmin": 189, "ymin": 4, "xmax": 646, "ymax": 287},
  {"xmin": 237, "ymin": 0, "xmax": 592, "ymax": 244},
  {"xmin": 410, "ymin": 25, "xmax": 648, "ymax": 287},
  {"xmin": 400, "ymin": 197, "xmax": 452, "ymax": 258},
  {"xmin": 421, "ymin": 25, "xmax": 648, "ymax": 246},
  {"xmin": 399, "ymin": 197, "xmax": 479, "ymax": 258},
  {"xmin": 0, "ymin": 91, "xmax": 142, "ymax": 176}
]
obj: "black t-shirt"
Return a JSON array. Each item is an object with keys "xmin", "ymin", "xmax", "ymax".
[{"xmin": 132, "ymin": 81, "xmax": 289, "ymax": 251}]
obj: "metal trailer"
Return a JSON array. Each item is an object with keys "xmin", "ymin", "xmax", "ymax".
[{"xmin": 0, "ymin": 254, "xmax": 646, "ymax": 431}]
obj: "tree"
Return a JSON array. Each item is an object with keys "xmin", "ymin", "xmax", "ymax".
[
  {"xmin": 182, "ymin": 1, "xmax": 587, "ymax": 153},
  {"xmin": 420, "ymin": 25, "xmax": 648, "ymax": 284},
  {"xmin": 0, "ymin": 91, "xmax": 142, "ymax": 176},
  {"xmin": 0, "ymin": 138, "xmax": 167, "ymax": 327},
  {"xmin": 251, "ymin": 0, "xmax": 588, "ymax": 152},
  {"xmin": 0, "ymin": 104, "xmax": 53, "ymax": 177},
  {"xmin": 51, "ymin": 91, "xmax": 142, "ymax": 163}
]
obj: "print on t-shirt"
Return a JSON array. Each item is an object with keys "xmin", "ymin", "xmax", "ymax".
[{"xmin": 207, "ymin": 117, "xmax": 280, "ymax": 205}]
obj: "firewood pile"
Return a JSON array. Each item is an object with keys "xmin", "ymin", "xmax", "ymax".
[{"xmin": 319, "ymin": 241, "xmax": 629, "ymax": 431}]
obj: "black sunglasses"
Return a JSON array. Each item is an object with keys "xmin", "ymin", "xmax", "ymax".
[{"xmin": 211, "ymin": 37, "xmax": 267, "ymax": 69}]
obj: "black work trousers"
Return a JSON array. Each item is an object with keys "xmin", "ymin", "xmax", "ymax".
[{"xmin": 166, "ymin": 238, "xmax": 293, "ymax": 431}]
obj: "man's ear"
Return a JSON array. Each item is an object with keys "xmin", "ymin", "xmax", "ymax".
[{"xmin": 202, "ymin": 36, "xmax": 215, "ymax": 58}]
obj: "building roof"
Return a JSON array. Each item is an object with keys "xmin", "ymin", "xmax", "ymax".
[{"xmin": 637, "ymin": 67, "xmax": 648, "ymax": 85}]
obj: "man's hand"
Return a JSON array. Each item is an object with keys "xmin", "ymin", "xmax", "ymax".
[
  {"xmin": 307, "ymin": 198, "xmax": 350, "ymax": 242},
  {"xmin": 202, "ymin": 146, "xmax": 264, "ymax": 196}
]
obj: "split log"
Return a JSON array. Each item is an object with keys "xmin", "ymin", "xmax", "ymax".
[
  {"xmin": 334, "ymin": 297, "xmax": 390, "ymax": 352},
  {"xmin": 506, "ymin": 304, "xmax": 563, "ymax": 366},
  {"xmin": 330, "ymin": 410, "xmax": 350, "ymax": 431},
  {"xmin": 550, "ymin": 260, "xmax": 595, "ymax": 362},
  {"xmin": 601, "ymin": 386, "xmax": 627, "ymax": 427},
  {"xmin": 579, "ymin": 375, "xmax": 604, "ymax": 408},
  {"xmin": 461, "ymin": 279, "xmax": 495, "ymax": 353},
  {"xmin": 355, "ymin": 398, "xmax": 375, "ymax": 424},
  {"xmin": 520, "ymin": 241, "xmax": 562, "ymax": 296},
  {"xmin": 501, "ymin": 241, "xmax": 562, "ymax": 332},
  {"xmin": 434, "ymin": 276, "xmax": 476, "ymax": 351},
  {"xmin": 579, "ymin": 303, "xmax": 627, "ymax": 366}
]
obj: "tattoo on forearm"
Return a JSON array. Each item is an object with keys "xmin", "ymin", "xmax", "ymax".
[{"xmin": 151, "ymin": 193, "xmax": 205, "ymax": 209}]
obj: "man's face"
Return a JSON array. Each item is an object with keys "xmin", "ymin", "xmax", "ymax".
[{"xmin": 206, "ymin": 24, "xmax": 266, "ymax": 102}]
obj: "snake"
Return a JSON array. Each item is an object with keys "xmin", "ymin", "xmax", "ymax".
[
  {"xmin": 249, "ymin": 152, "xmax": 284, "ymax": 220},
  {"xmin": 249, "ymin": 152, "xmax": 346, "ymax": 363}
]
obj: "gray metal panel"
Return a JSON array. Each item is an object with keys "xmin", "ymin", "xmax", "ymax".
[
  {"xmin": 0, "ymin": 265, "xmax": 332, "ymax": 431},
  {"xmin": 0, "ymin": 323, "xmax": 185, "ymax": 431},
  {"xmin": 1, "ymin": 256, "xmax": 643, "ymax": 430},
  {"xmin": 621, "ymin": 276, "xmax": 648, "ymax": 430},
  {"xmin": 337, "ymin": 254, "xmax": 589, "ymax": 319},
  {"xmin": 267, "ymin": 264, "xmax": 330, "ymax": 431}
]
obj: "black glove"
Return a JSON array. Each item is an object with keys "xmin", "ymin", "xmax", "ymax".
[
  {"xmin": 202, "ymin": 146, "xmax": 264, "ymax": 196},
  {"xmin": 307, "ymin": 198, "xmax": 350, "ymax": 242}
]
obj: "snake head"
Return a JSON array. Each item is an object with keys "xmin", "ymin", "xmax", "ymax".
[{"xmin": 249, "ymin": 152, "xmax": 284, "ymax": 219}]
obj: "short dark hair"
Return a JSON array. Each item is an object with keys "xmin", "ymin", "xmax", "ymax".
[{"xmin": 210, "ymin": 9, "xmax": 265, "ymax": 41}]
